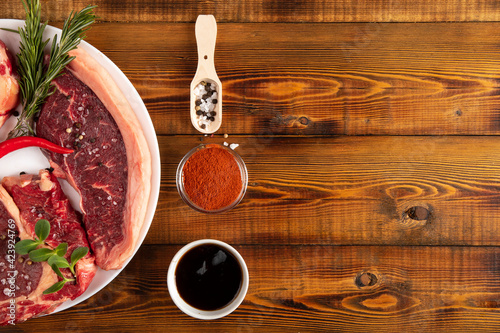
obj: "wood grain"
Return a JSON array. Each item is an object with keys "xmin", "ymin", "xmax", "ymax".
[
  {"xmin": 62, "ymin": 22, "xmax": 500, "ymax": 136},
  {"xmin": 3, "ymin": 0, "xmax": 500, "ymax": 331},
  {"xmin": 150, "ymin": 135, "xmax": 500, "ymax": 246},
  {"xmin": 13, "ymin": 245, "xmax": 500, "ymax": 332},
  {"xmin": 2, "ymin": 0, "xmax": 500, "ymax": 23},
  {"xmin": 3, "ymin": 21, "xmax": 500, "ymax": 135}
]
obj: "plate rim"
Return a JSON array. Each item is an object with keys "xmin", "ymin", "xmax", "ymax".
[{"xmin": 0, "ymin": 18, "xmax": 161, "ymax": 314}]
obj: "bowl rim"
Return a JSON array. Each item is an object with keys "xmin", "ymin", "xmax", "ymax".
[{"xmin": 166, "ymin": 239, "xmax": 249, "ymax": 320}]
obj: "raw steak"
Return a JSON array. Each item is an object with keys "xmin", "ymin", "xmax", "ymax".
[
  {"xmin": 0, "ymin": 40, "xmax": 19, "ymax": 129},
  {"xmin": 36, "ymin": 47, "xmax": 152, "ymax": 270},
  {"xmin": 0, "ymin": 170, "xmax": 96, "ymax": 325}
]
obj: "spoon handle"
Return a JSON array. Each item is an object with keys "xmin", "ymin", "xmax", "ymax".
[{"xmin": 195, "ymin": 15, "xmax": 218, "ymax": 79}]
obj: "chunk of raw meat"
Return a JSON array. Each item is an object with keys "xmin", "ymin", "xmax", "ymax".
[
  {"xmin": 36, "ymin": 47, "xmax": 152, "ymax": 270},
  {"xmin": 0, "ymin": 40, "xmax": 19, "ymax": 128},
  {"xmin": 0, "ymin": 170, "xmax": 96, "ymax": 325}
]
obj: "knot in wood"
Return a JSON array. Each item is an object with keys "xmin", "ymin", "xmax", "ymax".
[
  {"xmin": 400, "ymin": 204, "xmax": 430, "ymax": 229},
  {"xmin": 355, "ymin": 271, "xmax": 379, "ymax": 289},
  {"xmin": 298, "ymin": 116, "xmax": 310, "ymax": 125}
]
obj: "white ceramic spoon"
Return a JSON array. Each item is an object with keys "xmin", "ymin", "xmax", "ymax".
[{"xmin": 190, "ymin": 15, "xmax": 222, "ymax": 134}]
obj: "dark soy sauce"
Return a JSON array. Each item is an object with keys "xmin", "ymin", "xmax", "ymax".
[{"xmin": 175, "ymin": 244, "xmax": 242, "ymax": 311}]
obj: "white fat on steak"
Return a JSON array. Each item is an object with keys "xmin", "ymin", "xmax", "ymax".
[{"xmin": 0, "ymin": 40, "xmax": 19, "ymax": 129}]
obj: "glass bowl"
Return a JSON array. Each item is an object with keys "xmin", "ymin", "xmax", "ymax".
[{"xmin": 176, "ymin": 144, "xmax": 248, "ymax": 213}]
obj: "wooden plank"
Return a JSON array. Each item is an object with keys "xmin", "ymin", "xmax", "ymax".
[
  {"xmin": 2, "ymin": 0, "xmax": 499, "ymax": 23},
  {"xmin": 61, "ymin": 22, "xmax": 500, "ymax": 136},
  {"xmin": 149, "ymin": 135, "xmax": 500, "ymax": 246},
  {"xmin": 2, "ymin": 21, "xmax": 500, "ymax": 135},
  {"xmin": 14, "ymin": 245, "xmax": 500, "ymax": 332}
]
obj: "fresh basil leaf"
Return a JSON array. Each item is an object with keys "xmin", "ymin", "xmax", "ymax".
[
  {"xmin": 15, "ymin": 239, "xmax": 39, "ymax": 255},
  {"xmin": 51, "ymin": 263, "xmax": 64, "ymax": 279},
  {"xmin": 29, "ymin": 248, "xmax": 54, "ymax": 262},
  {"xmin": 54, "ymin": 243, "xmax": 68, "ymax": 257},
  {"xmin": 43, "ymin": 280, "xmax": 66, "ymax": 295},
  {"xmin": 34, "ymin": 219, "xmax": 50, "ymax": 242},
  {"xmin": 70, "ymin": 247, "xmax": 89, "ymax": 267},
  {"xmin": 48, "ymin": 255, "xmax": 70, "ymax": 269}
]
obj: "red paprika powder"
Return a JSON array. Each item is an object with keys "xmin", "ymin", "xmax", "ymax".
[{"xmin": 181, "ymin": 144, "xmax": 245, "ymax": 211}]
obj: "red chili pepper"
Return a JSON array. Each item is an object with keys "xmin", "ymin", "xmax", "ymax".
[{"xmin": 0, "ymin": 136, "xmax": 74, "ymax": 159}]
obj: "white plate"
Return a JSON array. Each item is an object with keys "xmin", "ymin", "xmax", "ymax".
[{"xmin": 0, "ymin": 19, "xmax": 161, "ymax": 313}]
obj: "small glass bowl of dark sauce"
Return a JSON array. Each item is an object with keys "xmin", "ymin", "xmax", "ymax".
[{"xmin": 167, "ymin": 239, "xmax": 249, "ymax": 320}]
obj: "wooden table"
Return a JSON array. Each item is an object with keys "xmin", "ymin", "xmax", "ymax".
[{"xmin": 3, "ymin": 0, "xmax": 500, "ymax": 332}]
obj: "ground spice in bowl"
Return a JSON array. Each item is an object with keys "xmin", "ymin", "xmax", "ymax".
[{"xmin": 177, "ymin": 144, "xmax": 247, "ymax": 213}]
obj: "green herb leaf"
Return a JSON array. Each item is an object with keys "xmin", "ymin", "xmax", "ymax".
[
  {"xmin": 34, "ymin": 219, "xmax": 50, "ymax": 242},
  {"xmin": 70, "ymin": 247, "xmax": 89, "ymax": 267},
  {"xmin": 43, "ymin": 280, "xmax": 66, "ymax": 295},
  {"xmin": 47, "ymin": 255, "xmax": 71, "ymax": 269},
  {"xmin": 11, "ymin": 214, "xmax": 83, "ymax": 293},
  {"xmin": 51, "ymin": 263, "xmax": 64, "ymax": 279},
  {"xmin": 54, "ymin": 243, "xmax": 68, "ymax": 257},
  {"xmin": 29, "ymin": 247, "xmax": 54, "ymax": 262},
  {"xmin": 69, "ymin": 246, "xmax": 89, "ymax": 275},
  {"xmin": 15, "ymin": 239, "xmax": 39, "ymax": 255}
]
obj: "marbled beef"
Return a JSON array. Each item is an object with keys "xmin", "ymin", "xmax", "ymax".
[
  {"xmin": 36, "ymin": 47, "xmax": 152, "ymax": 270},
  {"xmin": 0, "ymin": 40, "xmax": 19, "ymax": 129},
  {"xmin": 0, "ymin": 170, "xmax": 96, "ymax": 325}
]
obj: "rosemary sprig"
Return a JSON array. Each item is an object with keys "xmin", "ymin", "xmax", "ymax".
[{"xmin": 8, "ymin": 0, "xmax": 97, "ymax": 138}]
